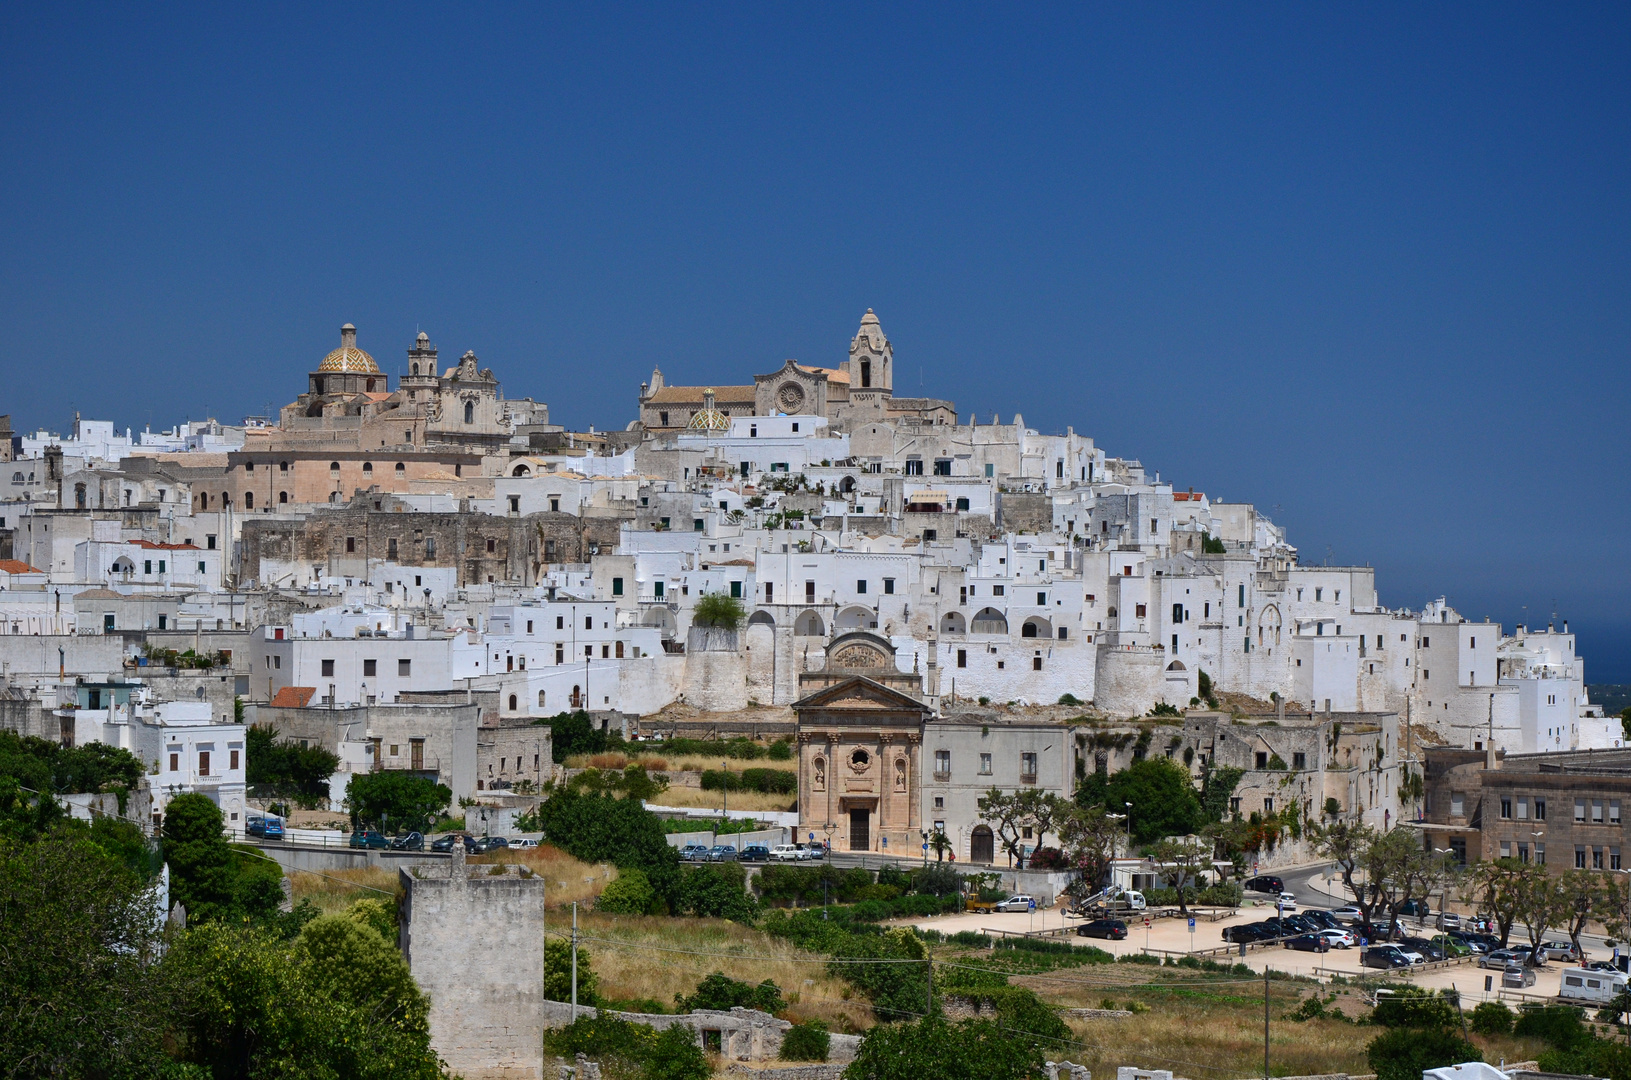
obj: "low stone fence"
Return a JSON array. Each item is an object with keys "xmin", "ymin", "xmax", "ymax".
[
  {"xmin": 727, "ymin": 1065, "xmax": 846, "ymax": 1080},
  {"xmin": 540, "ymin": 1001, "xmax": 860, "ymax": 1064}
]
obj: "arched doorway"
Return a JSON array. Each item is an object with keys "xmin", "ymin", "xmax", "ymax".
[
  {"xmin": 1021, "ymin": 616, "xmax": 1052, "ymax": 639},
  {"xmin": 970, "ymin": 825, "xmax": 995, "ymax": 864},
  {"xmin": 836, "ymin": 605, "xmax": 875, "ymax": 631},
  {"xmin": 794, "ymin": 610, "xmax": 825, "ymax": 637},
  {"xmin": 939, "ymin": 611, "xmax": 966, "ymax": 635},
  {"xmin": 970, "ymin": 607, "xmax": 1008, "ymax": 635}
]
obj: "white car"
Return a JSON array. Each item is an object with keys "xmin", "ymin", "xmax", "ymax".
[
  {"xmin": 768, "ymin": 844, "xmax": 806, "ymax": 862},
  {"xmin": 1272, "ymin": 892, "xmax": 1297, "ymax": 910},
  {"xmin": 1317, "ymin": 929, "xmax": 1356, "ymax": 949},
  {"xmin": 996, "ymin": 894, "xmax": 1038, "ymax": 913},
  {"xmin": 1396, "ymin": 948, "xmax": 1427, "ymax": 965},
  {"xmin": 1331, "ymin": 906, "xmax": 1364, "ymax": 921},
  {"xmin": 508, "ymin": 838, "xmax": 538, "ymax": 849}
]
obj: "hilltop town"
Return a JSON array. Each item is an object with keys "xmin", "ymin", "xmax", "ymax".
[{"xmin": 6, "ymin": 313, "xmax": 1629, "ymax": 1080}]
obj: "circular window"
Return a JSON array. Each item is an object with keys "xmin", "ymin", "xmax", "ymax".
[
  {"xmin": 778, "ymin": 383, "xmax": 805, "ymax": 410},
  {"xmin": 850, "ymin": 748, "xmax": 870, "ymax": 768}
]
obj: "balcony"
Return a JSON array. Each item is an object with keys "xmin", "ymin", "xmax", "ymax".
[
  {"xmin": 933, "ymin": 770, "xmax": 951, "ymax": 783},
  {"xmin": 1019, "ymin": 772, "xmax": 1038, "ymax": 786}
]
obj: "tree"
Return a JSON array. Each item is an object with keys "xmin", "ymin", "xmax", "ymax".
[
  {"xmin": 545, "ymin": 937, "xmax": 598, "ymax": 1004},
  {"xmin": 0, "ymin": 828, "xmax": 174, "ymax": 1078},
  {"xmin": 644, "ymin": 1023, "xmax": 711, "ymax": 1080},
  {"xmin": 1056, "ymin": 803, "xmax": 1121, "ymax": 893},
  {"xmin": 1463, "ymin": 858, "xmax": 1527, "ymax": 948},
  {"xmin": 1366, "ymin": 1027, "xmax": 1480, "ymax": 1080},
  {"xmin": 1148, "ymin": 834, "xmax": 1213, "ymax": 915},
  {"xmin": 597, "ymin": 867, "xmax": 659, "ymax": 914},
  {"xmin": 345, "ymin": 771, "xmax": 452, "ymax": 834},
  {"xmin": 536, "ymin": 710, "xmax": 611, "ymax": 762},
  {"xmin": 534, "ymin": 787, "xmax": 681, "ymax": 907},
  {"xmin": 1075, "ymin": 757, "xmax": 1200, "ymax": 845},
  {"xmin": 692, "ymin": 591, "xmax": 746, "ymax": 630},
  {"xmin": 842, "ymin": 1014, "xmax": 1043, "ymax": 1080},
  {"xmin": 295, "ymin": 912, "xmax": 430, "ymax": 1039},
  {"xmin": 1310, "ymin": 820, "xmax": 1382, "ymax": 922},
  {"xmin": 1510, "ymin": 861, "xmax": 1569, "ymax": 965},
  {"xmin": 1556, "ymin": 869, "xmax": 1607, "ymax": 959},
  {"xmin": 676, "ymin": 972, "xmax": 783, "ymax": 1013},
  {"xmin": 677, "ymin": 863, "xmax": 760, "ymax": 921},
  {"xmin": 245, "ymin": 724, "xmax": 340, "ymax": 808},
  {"xmin": 780, "ymin": 1021, "xmax": 830, "ymax": 1062},
  {"xmin": 163, "ymin": 792, "xmax": 284, "ymax": 924},
  {"xmin": 976, "ymin": 789, "xmax": 1028, "ymax": 866}
]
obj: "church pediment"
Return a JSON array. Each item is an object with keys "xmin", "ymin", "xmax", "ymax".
[{"xmin": 792, "ymin": 675, "xmax": 927, "ymax": 715}]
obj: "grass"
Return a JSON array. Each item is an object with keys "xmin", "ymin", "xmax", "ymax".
[
  {"xmin": 567, "ymin": 751, "xmax": 797, "ymax": 775},
  {"xmin": 288, "ymin": 866, "xmax": 401, "ymax": 914},
  {"xmin": 467, "ymin": 844, "xmax": 616, "ymax": 908},
  {"xmin": 572, "ymin": 911, "xmax": 873, "ymax": 1032},
  {"xmin": 650, "ymin": 786, "xmax": 797, "ymax": 812}
]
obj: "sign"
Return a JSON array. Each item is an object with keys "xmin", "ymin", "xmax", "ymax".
[
  {"xmin": 1188, "ymin": 917, "xmax": 1196, "ymax": 931},
  {"xmin": 1028, "ymin": 899, "xmax": 1036, "ymax": 912}
]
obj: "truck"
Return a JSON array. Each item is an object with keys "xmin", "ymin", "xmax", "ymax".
[{"xmin": 1068, "ymin": 886, "xmax": 1147, "ymax": 918}]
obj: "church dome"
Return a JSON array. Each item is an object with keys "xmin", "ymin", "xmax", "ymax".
[
  {"xmin": 687, "ymin": 388, "xmax": 731, "ymax": 432},
  {"xmin": 318, "ymin": 324, "xmax": 380, "ymax": 374}
]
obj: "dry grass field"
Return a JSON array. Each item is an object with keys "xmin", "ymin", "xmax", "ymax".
[{"xmin": 288, "ymin": 865, "xmax": 401, "ymax": 914}]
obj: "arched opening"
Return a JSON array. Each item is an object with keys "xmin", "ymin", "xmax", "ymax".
[
  {"xmin": 1258, "ymin": 605, "xmax": 1282, "ymax": 647},
  {"xmin": 512, "ymin": 464, "xmax": 531, "ymax": 477},
  {"xmin": 243, "ymin": 491, "xmax": 253, "ymax": 510},
  {"xmin": 970, "ymin": 607, "xmax": 1008, "ymax": 635},
  {"xmin": 970, "ymin": 825, "xmax": 995, "ymax": 864},
  {"xmin": 537, "ymin": 690, "xmax": 546, "ymax": 708},
  {"xmin": 111, "ymin": 557, "xmax": 135, "ymax": 575},
  {"xmin": 939, "ymin": 611, "xmax": 967, "ymax": 635},
  {"xmin": 362, "ymin": 462, "xmax": 373, "ymax": 475},
  {"xmin": 641, "ymin": 606, "xmax": 677, "ymax": 638},
  {"xmin": 279, "ymin": 461, "xmax": 289, "ymax": 472},
  {"xmin": 1107, "ymin": 606, "xmax": 1118, "ymax": 619},
  {"xmin": 747, "ymin": 610, "xmax": 776, "ymax": 628},
  {"xmin": 366, "ymin": 378, "xmax": 376, "ymax": 392},
  {"xmin": 839, "ymin": 476, "xmax": 856, "ymax": 494},
  {"xmin": 463, "ymin": 401, "xmax": 474, "ymax": 424},
  {"xmin": 395, "ymin": 462, "xmax": 405, "ymax": 475},
  {"xmin": 615, "ymin": 640, "xmax": 624, "ymax": 658},
  {"xmin": 1021, "ymin": 616, "xmax": 1052, "ymax": 639},
  {"xmin": 411, "ymin": 363, "xmax": 418, "ymax": 375},
  {"xmin": 278, "ymin": 491, "xmax": 288, "ymax": 504},
  {"xmin": 198, "ymin": 492, "xmax": 208, "ymax": 509},
  {"xmin": 221, "ymin": 493, "xmax": 231, "ymax": 508},
  {"xmin": 508, "ymin": 694, "xmax": 518, "ymax": 711},
  {"xmin": 570, "ymin": 685, "xmax": 581, "ymax": 709},
  {"xmin": 328, "ymin": 492, "xmax": 340, "ymax": 503},
  {"xmin": 329, "ymin": 462, "xmax": 340, "ymax": 474},
  {"xmin": 1166, "ymin": 660, "xmax": 1187, "ymax": 671},
  {"xmin": 73, "ymin": 483, "xmax": 87, "ymax": 509},
  {"xmin": 836, "ymin": 605, "xmax": 875, "ymax": 631},
  {"xmin": 794, "ymin": 610, "xmax": 825, "ymax": 637},
  {"xmin": 306, "ymin": 402, "xmax": 324, "ymax": 417}
]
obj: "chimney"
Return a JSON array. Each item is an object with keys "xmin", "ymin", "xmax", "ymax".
[
  {"xmin": 340, "ymin": 323, "xmax": 357, "ymax": 351},
  {"xmin": 1276, "ymin": 696, "xmax": 1285, "ymax": 724}
]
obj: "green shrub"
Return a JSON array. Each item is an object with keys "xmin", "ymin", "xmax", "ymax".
[
  {"xmin": 1367, "ymin": 1027, "xmax": 1480, "ymax": 1080},
  {"xmin": 700, "ymin": 768, "xmax": 796, "ymax": 794},
  {"xmin": 596, "ymin": 868, "xmax": 658, "ymax": 915},
  {"xmin": 1371, "ymin": 989, "xmax": 1457, "ymax": 1030},
  {"xmin": 912, "ymin": 863, "xmax": 963, "ymax": 896},
  {"xmin": 1469, "ymin": 1000, "xmax": 1514, "ymax": 1035},
  {"xmin": 693, "ymin": 592, "xmax": 745, "ymax": 630},
  {"xmin": 767, "ymin": 739, "xmax": 793, "ymax": 761},
  {"xmin": 676, "ymin": 863, "xmax": 759, "ymax": 922},
  {"xmin": 1513, "ymin": 1006, "xmax": 1590, "ymax": 1051},
  {"xmin": 779, "ymin": 1020, "xmax": 830, "ymax": 1062},
  {"xmin": 677, "ymin": 971, "xmax": 783, "ymax": 1013}
]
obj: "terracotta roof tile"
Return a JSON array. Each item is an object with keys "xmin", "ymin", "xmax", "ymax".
[
  {"xmin": 0, "ymin": 559, "xmax": 43, "ymax": 574},
  {"xmin": 270, "ymin": 686, "xmax": 316, "ymax": 708}
]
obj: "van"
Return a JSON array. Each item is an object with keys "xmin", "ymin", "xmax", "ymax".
[
  {"xmin": 1561, "ymin": 969, "xmax": 1629, "ymax": 1004},
  {"xmin": 769, "ymin": 844, "xmax": 806, "ymax": 862}
]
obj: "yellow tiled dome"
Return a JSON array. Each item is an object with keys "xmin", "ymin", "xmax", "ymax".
[{"xmin": 318, "ymin": 324, "xmax": 380, "ymax": 373}]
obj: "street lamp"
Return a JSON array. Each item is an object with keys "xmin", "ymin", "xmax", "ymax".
[
  {"xmin": 1125, "ymin": 801, "xmax": 1133, "ymax": 854},
  {"xmin": 721, "ymin": 759, "xmax": 728, "ymax": 825}
]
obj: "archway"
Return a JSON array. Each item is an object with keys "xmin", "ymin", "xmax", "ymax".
[
  {"xmin": 508, "ymin": 694, "xmax": 518, "ymax": 711},
  {"xmin": 111, "ymin": 557, "xmax": 135, "ymax": 575},
  {"xmin": 794, "ymin": 610, "xmax": 825, "ymax": 637},
  {"xmin": 839, "ymin": 476, "xmax": 856, "ymax": 494},
  {"xmin": 1021, "ymin": 616, "xmax": 1052, "ymax": 639},
  {"xmin": 836, "ymin": 605, "xmax": 875, "ymax": 631},
  {"xmin": 970, "ymin": 607, "xmax": 1008, "ymax": 635},
  {"xmin": 512, "ymin": 464, "xmax": 531, "ymax": 477},
  {"xmin": 464, "ymin": 401, "xmax": 474, "ymax": 424},
  {"xmin": 970, "ymin": 825, "xmax": 995, "ymax": 864},
  {"xmin": 641, "ymin": 606, "xmax": 677, "ymax": 638},
  {"xmin": 939, "ymin": 611, "xmax": 966, "ymax": 635},
  {"xmin": 1258, "ymin": 605, "xmax": 1282, "ymax": 647},
  {"xmin": 1166, "ymin": 660, "xmax": 1186, "ymax": 671}
]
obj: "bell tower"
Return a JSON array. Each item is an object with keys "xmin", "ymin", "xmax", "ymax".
[{"xmin": 847, "ymin": 309, "xmax": 892, "ymax": 394}]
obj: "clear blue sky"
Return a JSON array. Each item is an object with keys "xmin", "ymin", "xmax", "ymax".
[{"xmin": 3, "ymin": 5, "xmax": 1629, "ymax": 678}]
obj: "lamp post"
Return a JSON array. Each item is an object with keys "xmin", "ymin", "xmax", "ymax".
[
  {"xmin": 1125, "ymin": 801, "xmax": 1133, "ymax": 855},
  {"xmin": 721, "ymin": 759, "xmax": 728, "ymax": 826}
]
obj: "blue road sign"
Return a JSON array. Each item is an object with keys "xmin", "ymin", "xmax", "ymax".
[{"xmin": 1188, "ymin": 917, "xmax": 1196, "ymax": 931}]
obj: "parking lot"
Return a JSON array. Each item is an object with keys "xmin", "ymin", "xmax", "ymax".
[{"xmin": 901, "ymin": 902, "xmax": 1576, "ymax": 1004}]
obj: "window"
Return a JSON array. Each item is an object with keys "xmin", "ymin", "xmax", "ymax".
[
  {"xmin": 1135, "ymin": 604, "xmax": 1146, "ymax": 618},
  {"xmin": 1500, "ymin": 796, "xmax": 1513, "ymax": 819},
  {"xmin": 169, "ymin": 753, "xmax": 178, "ymax": 772},
  {"xmin": 934, "ymin": 750, "xmax": 951, "ymax": 777},
  {"xmin": 1032, "ymin": 655, "xmax": 1042, "ymax": 670},
  {"xmin": 979, "ymin": 753, "xmax": 992, "ymax": 775},
  {"xmin": 425, "ymin": 536, "xmax": 436, "ymax": 557},
  {"xmin": 363, "ymin": 659, "xmax": 377, "ymax": 676},
  {"xmin": 933, "ymin": 459, "xmax": 952, "ymax": 476},
  {"xmin": 612, "ymin": 577, "xmax": 624, "ymax": 596},
  {"xmin": 856, "ymin": 579, "xmax": 867, "ymax": 595},
  {"xmin": 1292, "ymin": 752, "xmax": 1306, "ymax": 770},
  {"xmin": 1534, "ymin": 797, "xmax": 1546, "ymax": 820},
  {"xmin": 1615, "ymin": 848, "xmax": 1623, "ymax": 871},
  {"xmin": 1576, "ymin": 798, "xmax": 1587, "ymax": 822},
  {"xmin": 1594, "ymin": 800, "xmax": 1606, "ymax": 823},
  {"xmin": 655, "ymin": 581, "xmax": 665, "ymax": 599},
  {"xmin": 1613, "ymin": 801, "xmax": 1621, "ymax": 824},
  {"xmin": 992, "ymin": 585, "xmax": 1005, "ymax": 596},
  {"xmin": 1451, "ymin": 793, "xmax": 1464, "ymax": 816},
  {"xmin": 398, "ymin": 659, "xmax": 411, "ymax": 676},
  {"xmin": 883, "ymin": 577, "xmax": 894, "ymax": 594},
  {"xmin": 230, "ymin": 749, "xmax": 239, "ymax": 771},
  {"xmin": 1256, "ymin": 751, "xmax": 1268, "ymax": 769},
  {"xmin": 764, "ymin": 582, "xmax": 773, "ymax": 602},
  {"xmin": 955, "ymin": 497, "xmax": 970, "ymax": 511},
  {"xmin": 144, "ymin": 560, "xmax": 152, "ymax": 574},
  {"xmin": 1239, "ymin": 584, "xmax": 1246, "ymax": 607},
  {"xmin": 1595, "ymin": 848, "xmax": 1606, "ymax": 870},
  {"xmin": 207, "ymin": 535, "xmax": 217, "ymax": 550},
  {"xmin": 1577, "ymin": 846, "xmax": 1589, "ymax": 868},
  {"xmin": 1230, "ymin": 796, "xmax": 1241, "ymax": 815},
  {"xmin": 321, "ymin": 659, "xmax": 335, "ymax": 677},
  {"xmin": 1263, "ymin": 797, "xmax": 1274, "ymax": 814},
  {"xmin": 805, "ymin": 580, "xmax": 815, "ymax": 602},
  {"xmin": 198, "ymin": 751, "xmax": 210, "ymax": 776},
  {"xmin": 1037, "ymin": 592, "xmax": 1047, "ymax": 605},
  {"xmin": 1020, "ymin": 752, "xmax": 1037, "ymax": 778},
  {"xmin": 905, "ymin": 458, "xmax": 923, "ymax": 475},
  {"xmin": 729, "ymin": 581, "xmax": 742, "ymax": 599},
  {"xmin": 956, "ymin": 648, "xmax": 967, "ymax": 668}
]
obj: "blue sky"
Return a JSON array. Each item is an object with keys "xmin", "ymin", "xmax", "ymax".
[{"xmin": 3, "ymin": 5, "xmax": 1629, "ymax": 678}]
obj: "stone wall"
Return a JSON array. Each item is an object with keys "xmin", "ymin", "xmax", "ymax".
[
  {"xmin": 539, "ymin": 1001, "xmax": 860, "ymax": 1065},
  {"xmin": 400, "ymin": 856, "xmax": 546, "ymax": 1079},
  {"xmin": 682, "ymin": 627, "xmax": 748, "ymax": 712}
]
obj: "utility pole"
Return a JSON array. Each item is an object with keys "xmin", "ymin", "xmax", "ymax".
[
  {"xmin": 925, "ymin": 957, "xmax": 933, "ymax": 1017},
  {"xmin": 571, "ymin": 901, "xmax": 579, "ymax": 1020},
  {"xmin": 1264, "ymin": 966, "xmax": 1270, "ymax": 1080}
]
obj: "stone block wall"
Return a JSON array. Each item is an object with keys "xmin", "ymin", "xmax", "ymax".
[{"xmin": 400, "ymin": 856, "xmax": 546, "ymax": 1079}]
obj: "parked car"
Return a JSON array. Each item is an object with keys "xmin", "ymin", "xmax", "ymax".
[
  {"xmin": 1285, "ymin": 933, "xmax": 1332, "ymax": 953},
  {"xmin": 1397, "ymin": 899, "xmax": 1432, "ymax": 918},
  {"xmin": 1077, "ymin": 918, "xmax": 1128, "ymax": 940},
  {"xmin": 1316, "ymin": 929, "xmax": 1357, "ymax": 949},
  {"xmin": 705, "ymin": 845, "xmax": 738, "ymax": 862},
  {"xmin": 1362, "ymin": 946, "xmax": 1413, "ymax": 969},
  {"xmin": 1399, "ymin": 936, "xmax": 1446, "ymax": 962},
  {"xmin": 679, "ymin": 844, "xmax": 711, "ymax": 861},
  {"xmin": 1539, "ymin": 940, "xmax": 1583, "ymax": 963},
  {"xmin": 1430, "ymin": 934, "xmax": 1473, "ymax": 958},
  {"xmin": 349, "ymin": 829, "xmax": 389, "ymax": 849},
  {"xmin": 471, "ymin": 836, "xmax": 509, "ymax": 854},
  {"xmin": 1479, "ymin": 948, "xmax": 1533, "ymax": 970},
  {"xmin": 1437, "ymin": 912, "xmax": 1464, "ymax": 930},
  {"xmin": 430, "ymin": 833, "xmax": 475, "ymax": 853},
  {"xmin": 767, "ymin": 844, "xmax": 805, "ymax": 862},
  {"xmin": 245, "ymin": 816, "xmax": 285, "ymax": 840},
  {"xmin": 1502, "ymin": 965, "xmax": 1538, "ymax": 989},
  {"xmin": 995, "ymin": 894, "xmax": 1038, "ymax": 913},
  {"xmin": 798, "ymin": 843, "xmax": 827, "ymax": 860},
  {"xmin": 738, "ymin": 845, "xmax": 770, "ymax": 862},
  {"xmin": 1223, "ymin": 922, "xmax": 1275, "ymax": 944},
  {"xmin": 389, "ymin": 831, "xmax": 424, "ymax": 851},
  {"xmin": 509, "ymin": 838, "xmax": 538, "ymax": 849},
  {"xmin": 1245, "ymin": 875, "xmax": 1284, "ymax": 894},
  {"xmin": 1330, "ymin": 906, "xmax": 1364, "ymax": 922},
  {"xmin": 1301, "ymin": 910, "xmax": 1343, "ymax": 930},
  {"xmin": 1443, "ymin": 931, "xmax": 1489, "ymax": 954},
  {"xmin": 1271, "ymin": 892, "xmax": 1298, "ymax": 911}
]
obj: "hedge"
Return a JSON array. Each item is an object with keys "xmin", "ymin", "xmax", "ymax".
[{"xmin": 700, "ymin": 768, "xmax": 796, "ymax": 794}]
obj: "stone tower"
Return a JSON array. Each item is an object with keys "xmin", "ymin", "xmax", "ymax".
[{"xmin": 846, "ymin": 309, "xmax": 892, "ymax": 393}]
